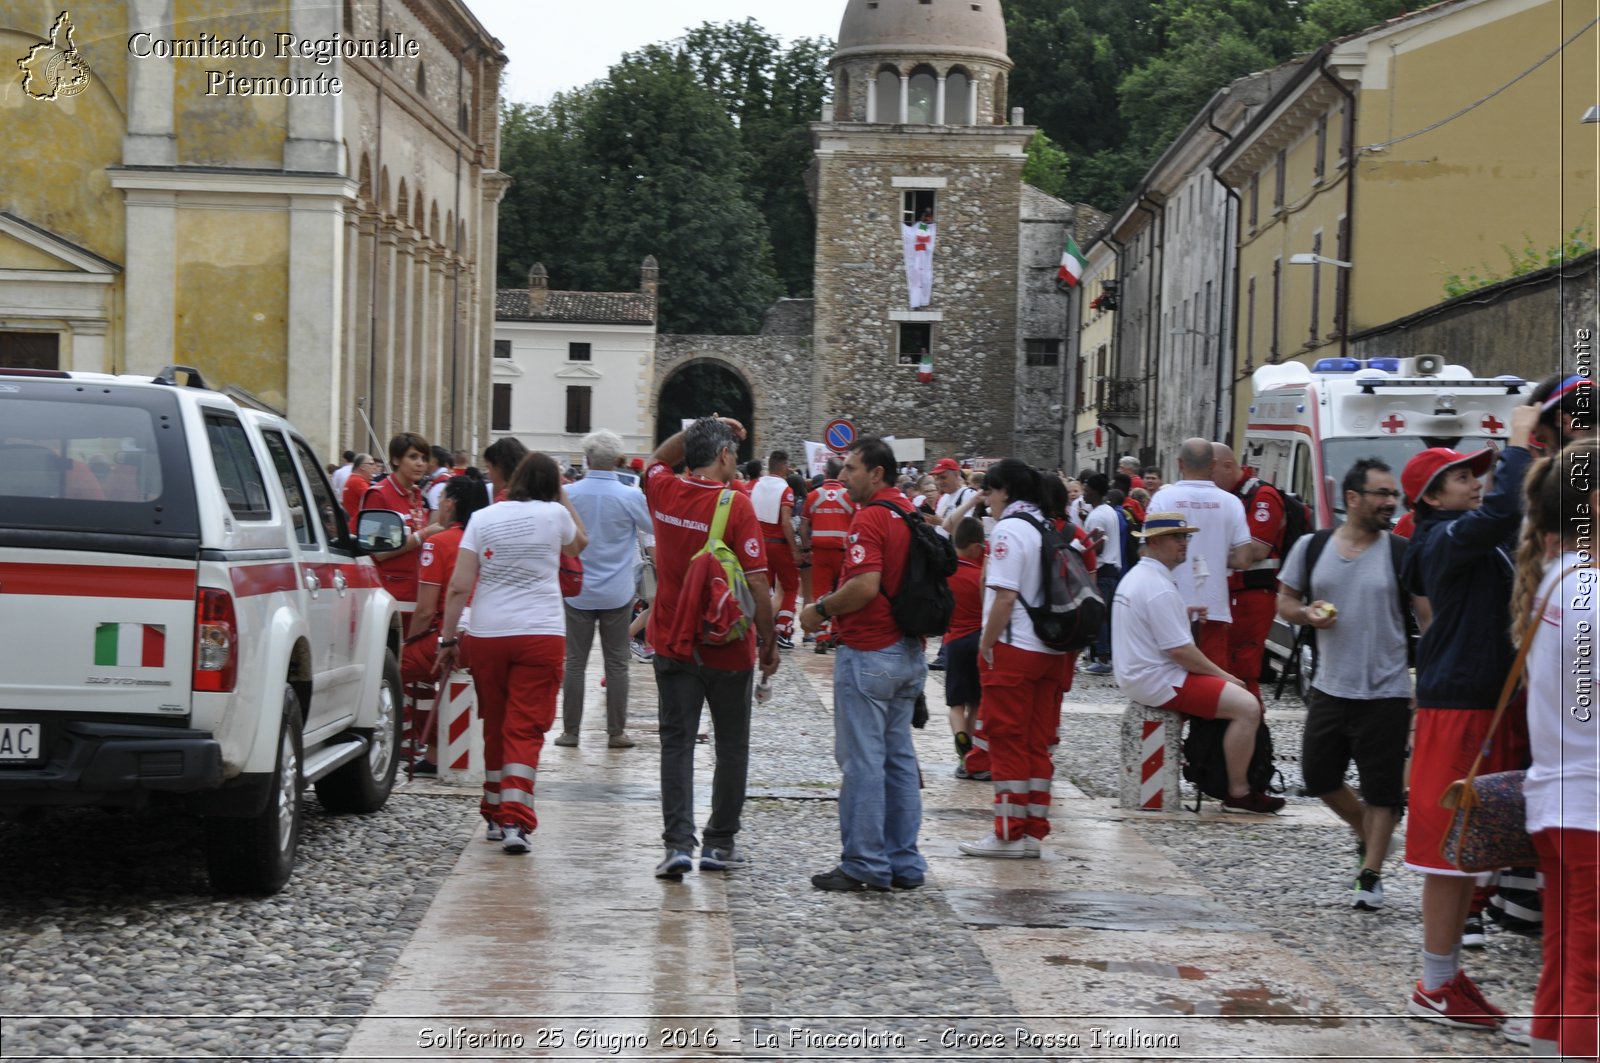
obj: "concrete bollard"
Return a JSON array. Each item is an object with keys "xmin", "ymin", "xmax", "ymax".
[
  {"xmin": 437, "ymin": 673, "xmax": 484, "ymax": 785},
  {"xmin": 1119, "ymin": 702, "xmax": 1184, "ymax": 811}
]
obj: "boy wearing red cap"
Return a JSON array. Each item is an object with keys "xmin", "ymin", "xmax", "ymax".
[{"xmin": 1399, "ymin": 403, "xmax": 1539, "ymax": 1034}]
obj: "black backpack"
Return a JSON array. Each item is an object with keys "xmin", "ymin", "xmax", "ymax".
[
  {"xmin": 867, "ymin": 500, "xmax": 958, "ymax": 637},
  {"xmin": 1240, "ymin": 479, "xmax": 1312, "ymax": 591},
  {"xmin": 1181, "ymin": 716, "xmax": 1283, "ymax": 811},
  {"xmin": 1001, "ymin": 511, "xmax": 1105, "ymax": 653}
]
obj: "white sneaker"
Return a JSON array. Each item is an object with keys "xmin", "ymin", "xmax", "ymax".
[
  {"xmin": 959, "ymin": 833, "xmax": 1027, "ymax": 859},
  {"xmin": 1501, "ymin": 1018, "xmax": 1531, "ymax": 1046},
  {"xmin": 484, "ymin": 822, "xmax": 504, "ymax": 842},
  {"xmin": 502, "ymin": 824, "xmax": 531, "ymax": 854},
  {"xmin": 1023, "ymin": 837, "xmax": 1041, "ymax": 859}
]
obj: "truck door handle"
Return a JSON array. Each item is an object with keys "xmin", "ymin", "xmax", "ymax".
[
  {"xmin": 333, "ymin": 570, "xmax": 348, "ymax": 596},
  {"xmin": 303, "ymin": 569, "xmax": 320, "ymax": 597}
]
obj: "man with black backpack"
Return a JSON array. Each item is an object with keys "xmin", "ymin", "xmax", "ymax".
[
  {"xmin": 1213, "ymin": 443, "xmax": 1305, "ymax": 701},
  {"xmin": 801, "ymin": 436, "xmax": 951, "ymax": 892},
  {"xmin": 1276, "ymin": 458, "xmax": 1417, "ymax": 912}
]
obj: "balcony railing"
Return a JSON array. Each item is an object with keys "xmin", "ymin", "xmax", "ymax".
[{"xmin": 1097, "ymin": 377, "xmax": 1140, "ymax": 415}]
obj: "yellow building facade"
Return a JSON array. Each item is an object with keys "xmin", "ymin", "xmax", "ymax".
[
  {"xmin": 1, "ymin": 0, "xmax": 506, "ymax": 459},
  {"xmin": 1216, "ymin": 0, "xmax": 1598, "ymax": 437}
]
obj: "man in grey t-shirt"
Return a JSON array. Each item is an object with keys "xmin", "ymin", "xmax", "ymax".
[{"xmin": 1277, "ymin": 457, "xmax": 1417, "ymax": 912}]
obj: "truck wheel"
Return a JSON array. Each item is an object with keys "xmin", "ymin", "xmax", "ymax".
[
  {"xmin": 205, "ymin": 687, "xmax": 302, "ymax": 895},
  {"xmin": 315, "ymin": 650, "xmax": 402, "ymax": 814}
]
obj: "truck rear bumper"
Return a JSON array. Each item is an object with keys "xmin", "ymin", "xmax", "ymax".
[{"xmin": 0, "ymin": 720, "xmax": 227, "ymax": 808}]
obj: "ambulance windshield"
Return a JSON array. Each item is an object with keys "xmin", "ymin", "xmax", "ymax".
[{"xmin": 1324, "ymin": 434, "xmax": 1498, "ymax": 521}]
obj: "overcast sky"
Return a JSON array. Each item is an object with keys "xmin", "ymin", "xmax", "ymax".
[{"xmin": 466, "ymin": 0, "xmax": 843, "ymax": 105}]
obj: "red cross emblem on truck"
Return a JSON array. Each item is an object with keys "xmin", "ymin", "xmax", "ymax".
[
  {"xmin": 1381, "ymin": 413, "xmax": 1406, "ymax": 434},
  {"xmin": 1481, "ymin": 414, "xmax": 1505, "ymax": 434}
]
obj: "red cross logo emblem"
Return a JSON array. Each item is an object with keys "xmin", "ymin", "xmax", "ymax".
[
  {"xmin": 1380, "ymin": 413, "xmax": 1407, "ymax": 434},
  {"xmin": 483, "ymin": 548, "xmax": 494, "ymax": 560},
  {"xmin": 1481, "ymin": 414, "xmax": 1505, "ymax": 434}
]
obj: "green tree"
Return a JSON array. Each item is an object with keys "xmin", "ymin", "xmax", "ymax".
[
  {"xmin": 576, "ymin": 47, "xmax": 780, "ymax": 334},
  {"xmin": 496, "ymin": 91, "xmax": 597, "ymax": 293},
  {"xmin": 1021, "ymin": 130, "xmax": 1072, "ymax": 199},
  {"xmin": 1294, "ymin": 0, "xmax": 1412, "ymax": 51}
]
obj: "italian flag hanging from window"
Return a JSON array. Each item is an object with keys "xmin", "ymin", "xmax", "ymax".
[
  {"xmin": 918, "ymin": 350, "xmax": 933, "ymax": 383},
  {"xmin": 1058, "ymin": 234, "xmax": 1087, "ymax": 287}
]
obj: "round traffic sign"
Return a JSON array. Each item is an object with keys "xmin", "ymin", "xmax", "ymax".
[{"xmin": 824, "ymin": 418, "xmax": 856, "ymax": 451}]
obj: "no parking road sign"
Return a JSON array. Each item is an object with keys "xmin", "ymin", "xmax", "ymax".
[{"xmin": 824, "ymin": 418, "xmax": 856, "ymax": 451}]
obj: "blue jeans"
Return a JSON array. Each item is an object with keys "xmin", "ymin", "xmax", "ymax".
[
  {"xmin": 1094, "ymin": 564, "xmax": 1121, "ymax": 661},
  {"xmin": 833, "ymin": 639, "xmax": 927, "ymax": 887}
]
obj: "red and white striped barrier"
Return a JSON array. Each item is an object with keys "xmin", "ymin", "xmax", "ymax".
[
  {"xmin": 437, "ymin": 674, "xmax": 484, "ymax": 785},
  {"xmin": 1119, "ymin": 702, "xmax": 1182, "ymax": 811}
]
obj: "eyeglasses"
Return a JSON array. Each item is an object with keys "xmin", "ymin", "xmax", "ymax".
[{"xmin": 1357, "ymin": 489, "xmax": 1402, "ymax": 499}]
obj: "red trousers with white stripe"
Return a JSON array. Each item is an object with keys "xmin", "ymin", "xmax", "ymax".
[
  {"xmin": 811, "ymin": 547, "xmax": 845, "ymax": 644},
  {"xmin": 767, "ymin": 539, "xmax": 799, "ymax": 636},
  {"xmin": 978, "ymin": 641, "xmax": 1071, "ymax": 841},
  {"xmin": 966, "ymin": 652, "xmax": 1077, "ymax": 777},
  {"xmin": 1226, "ymin": 589, "xmax": 1277, "ymax": 701},
  {"xmin": 463, "ymin": 633, "xmax": 563, "ymax": 831}
]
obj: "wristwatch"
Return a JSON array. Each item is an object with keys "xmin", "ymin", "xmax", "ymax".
[
  {"xmin": 815, "ymin": 595, "xmax": 829, "ymax": 620},
  {"xmin": 438, "ymin": 637, "xmax": 460, "ymax": 648}
]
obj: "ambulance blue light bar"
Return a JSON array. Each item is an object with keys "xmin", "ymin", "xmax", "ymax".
[
  {"xmin": 1312, "ymin": 358, "xmax": 1362, "ymax": 373},
  {"xmin": 1365, "ymin": 358, "xmax": 1401, "ymax": 372}
]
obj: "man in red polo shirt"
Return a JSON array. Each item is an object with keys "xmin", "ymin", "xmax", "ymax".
[
  {"xmin": 1213, "ymin": 443, "xmax": 1284, "ymax": 701},
  {"xmin": 364, "ymin": 431, "xmax": 435, "ymax": 607},
  {"xmin": 644, "ymin": 416, "xmax": 778, "ymax": 881},
  {"xmin": 799, "ymin": 436, "xmax": 926, "ymax": 893}
]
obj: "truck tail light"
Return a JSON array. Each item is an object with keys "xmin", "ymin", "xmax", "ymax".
[{"xmin": 194, "ymin": 588, "xmax": 237, "ymax": 692}]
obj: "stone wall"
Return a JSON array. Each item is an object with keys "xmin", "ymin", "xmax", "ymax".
[
  {"xmin": 1015, "ymin": 185, "xmax": 1073, "ymax": 468},
  {"xmin": 654, "ymin": 334, "xmax": 814, "ymax": 457},
  {"xmin": 1352, "ymin": 252, "xmax": 1598, "ymax": 385},
  {"xmin": 810, "ymin": 122, "xmax": 1031, "ymax": 458}
]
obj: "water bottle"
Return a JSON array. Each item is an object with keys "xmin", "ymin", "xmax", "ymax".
[{"xmin": 755, "ymin": 676, "xmax": 772, "ymax": 704}]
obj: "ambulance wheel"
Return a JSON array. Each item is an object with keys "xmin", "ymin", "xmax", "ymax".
[
  {"xmin": 205, "ymin": 688, "xmax": 303, "ymax": 895},
  {"xmin": 316, "ymin": 651, "xmax": 403, "ymax": 814}
]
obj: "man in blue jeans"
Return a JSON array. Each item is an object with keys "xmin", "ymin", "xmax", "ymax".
[{"xmin": 799, "ymin": 436, "xmax": 926, "ymax": 892}]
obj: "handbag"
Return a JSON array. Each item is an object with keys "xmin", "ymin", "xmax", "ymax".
[
  {"xmin": 636, "ymin": 550, "xmax": 657, "ymax": 602},
  {"xmin": 1438, "ymin": 563, "xmax": 1586, "ymax": 872},
  {"xmin": 559, "ymin": 553, "xmax": 584, "ymax": 598}
]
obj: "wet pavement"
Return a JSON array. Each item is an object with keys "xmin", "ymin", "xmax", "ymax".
[{"xmin": 341, "ymin": 644, "xmax": 1537, "ymax": 1062}]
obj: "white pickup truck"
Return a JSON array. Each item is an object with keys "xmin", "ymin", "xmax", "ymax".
[{"xmin": 0, "ymin": 365, "xmax": 405, "ymax": 893}]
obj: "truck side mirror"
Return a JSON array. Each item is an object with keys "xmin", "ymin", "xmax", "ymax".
[{"xmin": 355, "ymin": 509, "xmax": 407, "ymax": 553}]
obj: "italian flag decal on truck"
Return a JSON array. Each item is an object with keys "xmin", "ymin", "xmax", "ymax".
[{"xmin": 94, "ymin": 623, "xmax": 166, "ymax": 668}]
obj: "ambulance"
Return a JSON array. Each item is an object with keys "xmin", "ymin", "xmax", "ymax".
[{"xmin": 1243, "ymin": 354, "xmax": 1529, "ymax": 683}]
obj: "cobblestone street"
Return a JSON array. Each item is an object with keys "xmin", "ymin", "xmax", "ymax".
[{"xmin": 1, "ymin": 642, "xmax": 1545, "ymax": 1060}]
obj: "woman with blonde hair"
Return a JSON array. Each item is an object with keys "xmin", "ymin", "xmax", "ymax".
[{"xmin": 1510, "ymin": 439, "xmax": 1599, "ymax": 1061}]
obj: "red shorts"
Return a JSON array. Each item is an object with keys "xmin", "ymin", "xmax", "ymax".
[
  {"xmin": 1157, "ymin": 673, "xmax": 1226, "ymax": 720},
  {"xmin": 1405, "ymin": 704, "xmax": 1525, "ymax": 875}
]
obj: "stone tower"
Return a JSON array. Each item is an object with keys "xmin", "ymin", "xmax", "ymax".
[{"xmin": 811, "ymin": 0, "xmax": 1033, "ymax": 459}]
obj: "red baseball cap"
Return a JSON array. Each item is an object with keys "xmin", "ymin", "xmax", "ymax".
[
  {"xmin": 630, "ymin": 457, "xmax": 645, "ymax": 472},
  {"xmin": 931, "ymin": 457, "xmax": 962, "ymax": 475},
  {"xmin": 1401, "ymin": 447, "xmax": 1495, "ymax": 505}
]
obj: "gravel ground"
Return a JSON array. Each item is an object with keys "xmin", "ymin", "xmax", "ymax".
[{"xmin": 0, "ymin": 787, "xmax": 476, "ymax": 1058}]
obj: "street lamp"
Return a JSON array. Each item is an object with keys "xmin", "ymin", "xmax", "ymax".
[
  {"xmin": 1584, "ymin": 105, "xmax": 1600, "ymax": 124},
  {"xmin": 1288, "ymin": 253, "xmax": 1352, "ymax": 268}
]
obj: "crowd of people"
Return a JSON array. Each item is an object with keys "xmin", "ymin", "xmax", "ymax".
[{"xmin": 331, "ymin": 365, "xmax": 1594, "ymax": 1060}]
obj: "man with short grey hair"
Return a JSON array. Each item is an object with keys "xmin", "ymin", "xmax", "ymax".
[
  {"xmin": 556, "ymin": 429, "xmax": 654, "ymax": 749},
  {"xmin": 644, "ymin": 417, "xmax": 778, "ymax": 879},
  {"xmin": 1147, "ymin": 438, "xmax": 1253, "ymax": 668}
]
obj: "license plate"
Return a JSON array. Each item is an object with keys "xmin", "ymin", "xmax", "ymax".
[{"xmin": 0, "ymin": 722, "xmax": 42, "ymax": 764}]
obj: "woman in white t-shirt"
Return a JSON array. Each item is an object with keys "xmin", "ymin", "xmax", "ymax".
[
  {"xmin": 1510, "ymin": 440, "xmax": 1598, "ymax": 1061},
  {"xmin": 437, "ymin": 452, "xmax": 587, "ymax": 854},
  {"xmin": 962, "ymin": 459, "xmax": 1073, "ymax": 860}
]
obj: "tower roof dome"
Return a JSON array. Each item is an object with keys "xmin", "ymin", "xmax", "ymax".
[{"xmin": 835, "ymin": 0, "xmax": 1009, "ymax": 65}]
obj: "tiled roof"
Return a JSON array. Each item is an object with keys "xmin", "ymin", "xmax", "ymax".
[{"xmin": 496, "ymin": 289, "xmax": 655, "ymax": 325}]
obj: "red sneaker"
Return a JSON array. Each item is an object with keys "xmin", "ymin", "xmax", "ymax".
[
  {"xmin": 1220, "ymin": 790, "xmax": 1286, "ymax": 814},
  {"xmin": 1407, "ymin": 974, "xmax": 1502, "ymax": 1030},
  {"xmin": 1451, "ymin": 971, "xmax": 1507, "ymax": 1023}
]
